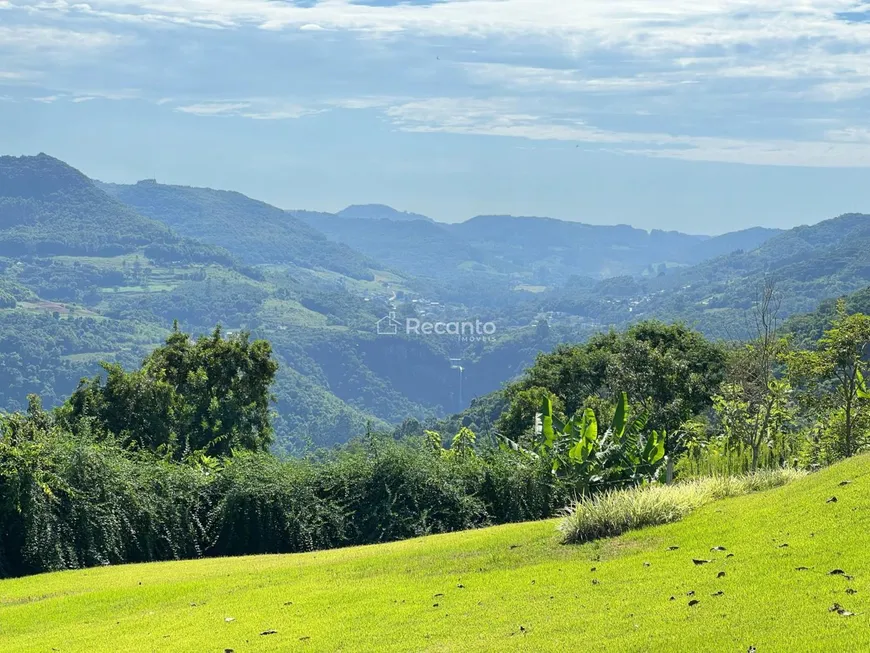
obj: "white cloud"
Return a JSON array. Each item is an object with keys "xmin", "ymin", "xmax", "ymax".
[
  {"xmin": 826, "ymin": 127, "xmax": 870, "ymax": 143},
  {"xmin": 175, "ymin": 99, "xmax": 317, "ymax": 119},
  {"xmin": 385, "ymin": 96, "xmax": 870, "ymax": 167},
  {"xmin": 462, "ymin": 63, "xmax": 689, "ymax": 93},
  {"xmin": 0, "ymin": 25, "xmax": 123, "ymax": 55},
  {"xmin": 12, "ymin": 0, "xmax": 870, "ymax": 49},
  {"xmin": 5, "ymin": 0, "xmax": 870, "ymax": 169},
  {"xmin": 176, "ymin": 101, "xmax": 253, "ymax": 116}
]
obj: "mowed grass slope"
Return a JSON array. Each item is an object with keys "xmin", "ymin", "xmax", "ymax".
[{"xmin": 2, "ymin": 457, "xmax": 870, "ymax": 653}]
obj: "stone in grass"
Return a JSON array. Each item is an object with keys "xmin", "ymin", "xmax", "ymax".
[{"xmin": 829, "ymin": 603, "xmax": 855, "ymax": 617}]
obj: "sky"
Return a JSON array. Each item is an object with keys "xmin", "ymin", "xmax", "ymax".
[{"xmin": 1, "ymin": 1, "xmax": 870, "ymax": 233}]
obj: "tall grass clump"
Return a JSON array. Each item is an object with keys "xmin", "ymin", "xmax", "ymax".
[{"xmin": 559, "ymin": 468, "xmax": 805, "ymax": 544}]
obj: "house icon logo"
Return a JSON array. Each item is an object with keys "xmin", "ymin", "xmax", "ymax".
[{"xmin": 377, "ymin": 311, "xmax": 401, "ymax": 335}]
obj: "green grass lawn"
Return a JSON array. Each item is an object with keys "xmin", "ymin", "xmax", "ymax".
[{"xmin": 2, "ymin": 456, "xmax": 870, "ymax": 652}]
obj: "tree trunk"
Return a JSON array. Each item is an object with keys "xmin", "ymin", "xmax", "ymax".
[{"xmin": 845, "ymin": 397, "xmax": 853, "ymax": 458}]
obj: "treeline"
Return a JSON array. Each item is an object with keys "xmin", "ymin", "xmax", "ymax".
[{"xmin": 427, "ymin": 291, "xmax": 870, "ymax": 479}]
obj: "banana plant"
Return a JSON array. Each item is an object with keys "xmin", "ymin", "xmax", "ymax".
[
  {"xmin": 524, "ymin": 391, "xmax": 666, "ymax": 490},
  {"xmin": 858, "ymin": 368, "xmax": 869, "ymax": 400}
]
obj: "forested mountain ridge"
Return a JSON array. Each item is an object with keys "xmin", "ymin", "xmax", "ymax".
[
  {"xmin": 545, "ymin": 213, "xmax": 870, "ymax": 339},
  {"xmin": 0, "ymin": 156, "xmax": 402, "ymax": 446},
  {"xmin": 297, "ymin": 209, "xmax": 782, "ymax": 285},
  {"xmin": 0, "ymin": 154, "xmax": 233, "ymax": 267},
  {"xmin": 784, "ymin": 284, "xmax": 870, "ymax": 346},
  {"xmin": 2, "ymin": 155, "xmax": 572, "ymax": 449},
  {"xmin": 100, "ymin": 180, "xmax": 378, "ymax": 280}
]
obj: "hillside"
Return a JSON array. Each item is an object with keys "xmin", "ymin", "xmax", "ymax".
[
  {"xmin": 2, "ymin": 155, "xmax": 574, "ymax": 449},
  {"xmin": 2, "ymin": 454, "xmax": 868, "ymax": 652},
  {"xmin": 683, "ymin": 226, "xmax": 784, "ymax": 265},
  {"xmin": 101, "ymin": 181, "xmax": 378, "ymax": 280},
  {"xmin": 0, "ymin": 156, "xmax": 400, "ymax": 447},
  {"xmin": 545, "ymin": 213, "xmax": 870, "ymax": 339},
  {"xmin": 785, "ymin": 284, "xmax": 870, "ymax": 346},
  {"xmin": 295, "ymin": 211, "xmax": 489, "ymax": 279},
  {"xmin": 0, "ymin": 155, "xmax": 230, "ymax": 265},
  {"xmin": 4, "ymin": 154, "xmax": 867, "ymax": 450}
]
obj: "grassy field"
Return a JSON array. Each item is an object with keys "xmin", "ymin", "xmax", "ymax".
[{"xmin": 2, "ymin": 456, "xmax": 870, "ymax": 652}]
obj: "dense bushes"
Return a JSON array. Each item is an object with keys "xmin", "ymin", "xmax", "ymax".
[
  {"xmin": 0, "ymin": 416, "xmax": 206, "ymax": 577},
  {"xmin": 0, "ymin": 418, "xmax": 560, "ymax": 578}
]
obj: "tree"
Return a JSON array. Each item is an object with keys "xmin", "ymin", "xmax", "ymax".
[
  {"xmin": 62, "ymin": 324, "xmax": 278, "ymax": 458},
  {"xmin": 788, "ymin": 301, "xmax": 870, "ymax": 458},
  {"xmin": 500, "ymin": 321, "xmax": 726, "ymax": 450},
  {"xmin": 713, "ymin": 279, "xmax": 792, "ymax": 470},
  {"xmin": 605, "ymin": 321, "xmax": 726, "ymax": 447}
]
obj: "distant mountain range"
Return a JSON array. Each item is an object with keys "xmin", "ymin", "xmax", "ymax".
[
  {"xmin": 297, "ymin": 210, "xmax": 782, "ymax": 284},
  {"xmin": 2, "ymin": 153, "xmax": 868, "ymax": 451}
]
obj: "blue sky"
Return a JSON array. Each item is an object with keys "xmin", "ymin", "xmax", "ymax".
[{"xmin": 1, "ymin": 0, "xmax": 870, "ymax": 233}]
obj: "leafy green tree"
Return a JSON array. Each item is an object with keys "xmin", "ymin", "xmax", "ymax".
[
  {"xmin": 500, "ymin": 321, "xmax": 726, "ymax": 451},
  {"xmin": 712, "ymin": 378, "xmax": 793, "ymax": 471},
  {"xmin": 62, "ymin": 324, "xmax": 278, "ymax": 458},
  {"xmin": 788, "ymin": 302, "xmax": 870, "ymax": 457}
]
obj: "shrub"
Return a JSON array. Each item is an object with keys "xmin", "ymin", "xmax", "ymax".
[
  {"xmin": 0, "ymin": 421, "xmax": 206, "ymax": 576},
  {"xmin": 559, "ymin": 468, "xmax": 804, "ymax": 544},
  {"xmin": 204, "ymin": 453, "xmax": 344, "ymax": 556}
]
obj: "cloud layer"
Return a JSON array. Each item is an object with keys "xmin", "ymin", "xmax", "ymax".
[{"xmin": 2, "ymin": 0, "xmax": 870, "ymax": 167}]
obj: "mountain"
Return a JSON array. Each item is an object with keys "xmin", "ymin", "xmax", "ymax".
[
  {"xmin": 0, "ymin": 156, "xmax": 409, "ymax": 449},
  {"xmin": 5, "ymin": 153, "xmax": 866, "ymax": 453},
  {"xmin": 448, "ymin": 216, "xmax": 705, "ymax": 280},
  {"xmin": 297, "ymin": 211, "xmax": 782, "ymax": 286},
  {"xmin": 294, "ymin": 212, "xmax": 489, "ymax": 278},
  {"xmin": 785, "ymin": 284, "xmax": 870, "ymax": 346},
  {"xmin": 683, "ymin": 226, "xmax": 784, "ymax": 264},
  {"xmin": 545, "ymin": 213, "xmax": 870, "ymax": 339},
  {"xmin": 3, "ymin": 155, "xmax": 571, "ymax": 451},
  {"xmin": 100, "ymin": 181, "xmax": 378, "ymax": 280},
  {"xmin": 0, "ymin": 154, "xmax": 230, "ymax": 265},
  {"xmin": 336, "ymin": 204, "xmax": 434, "ymax": 223}
]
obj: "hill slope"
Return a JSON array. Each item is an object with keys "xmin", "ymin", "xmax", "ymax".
[
  {"xmin": 101, "ymin": 181, "xmax": 378, "ymax": 279},
  {"xmin": 2, "ymin": 456, "xmax": 868, "ymax": 652},
  {"xmin": 0, "ymin": 156, "xmax": 398, "ymax": 447},
  {"xmin": 546, "ymin": 213, "xmax": 870, "ymax": 339},
  {"xmin": 0, "ymin": 155, "xmax": 229, "ymax": 264}
]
